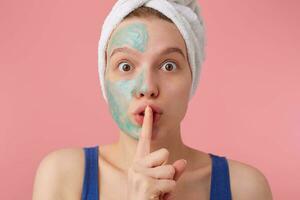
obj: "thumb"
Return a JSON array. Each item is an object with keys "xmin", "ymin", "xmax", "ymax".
[
  {"xmin": 172, "ymin": 159, "xmax": 187, "ymax": 181},
  {"xmin": 162, "ymin": 159, "xmax": 187, "ymax": 200}
]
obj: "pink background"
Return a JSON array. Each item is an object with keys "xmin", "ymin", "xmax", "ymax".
[{"xmin": 1, "ymin": 0, "xmax": 299, "ymax": 199}]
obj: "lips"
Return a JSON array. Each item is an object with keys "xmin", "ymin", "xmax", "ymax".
[
  {"xmin": 133, "ymin": 104, "xmax": 163, "ymax": 115},
  {"xmin": 133, "ymin": 104, "xmax": 163, "ymax": 126},
  {"xmin": 134, "ymin": 112, "xmax": 161, "ymax": 126}
]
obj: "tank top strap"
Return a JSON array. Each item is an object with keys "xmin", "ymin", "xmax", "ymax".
[
  {"xmin": 81, "ymin": 145, "xmax": 99, "ymax": 200},
  {"xmin": 209, "ymin": 153, "xmax": 232, "ymax": 200}
]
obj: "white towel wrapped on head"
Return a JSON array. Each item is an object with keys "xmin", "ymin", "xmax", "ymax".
[{"xmin": 98, "ymin": 0, "xmax": 206, "ymax": 102}]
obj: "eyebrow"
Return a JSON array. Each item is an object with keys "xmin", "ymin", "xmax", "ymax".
[{"xmin": 110, "ymin": 46, "xmax": 186, "ymax": 60}]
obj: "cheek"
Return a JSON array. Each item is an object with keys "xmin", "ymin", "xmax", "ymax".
[
  {"xmin": 162, "ymin": 79, "xmax": 190, "ymax": 122},
  {"xmin": 104, "ymin": 82, "xmax": 127, "ymax": 125},
  {"xmin": 164, "ymin": 78, "xmax": 190, "ymax": 97},
  {"xmin": 104, "ymin": 76, "xmax": 143, "ymax": 112},
  {"xmin": 105, "ymin": 68, "xmax": 146, "ymax": 99},
  {"xmin": 104, "ymin": 76, "xmax": 146, "ymax": 138},
  {"xmin": 171, "ymin": 95, "xmax": 189, "ymax": 124}
]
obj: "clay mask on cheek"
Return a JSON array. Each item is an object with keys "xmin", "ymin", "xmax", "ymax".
[
  {"xmin": 105, "ymin": 69, "xmax": 148, "ymax": 140},
  {"xmin": 104, "ymin": 22, "xmax": 149, "ymax": 140}
]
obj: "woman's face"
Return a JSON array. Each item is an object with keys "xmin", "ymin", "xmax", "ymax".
[{"xmin": 104, "ymin": 17, "xmax": 192, "ymax": 140}]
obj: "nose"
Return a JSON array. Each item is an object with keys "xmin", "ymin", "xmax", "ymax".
[{"xmin": 135, "ymin": 68, "xmax": 159, "ymax": 99}]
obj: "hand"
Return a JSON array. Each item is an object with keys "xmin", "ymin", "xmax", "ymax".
[{"xmin": 126, "ymin": 105, "xmax": 187, "ymax": 200}]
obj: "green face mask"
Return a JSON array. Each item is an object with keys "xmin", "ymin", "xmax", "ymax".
[{"xmin": 105, "ymin": 22, "xmax": 149, "ymax": 140}]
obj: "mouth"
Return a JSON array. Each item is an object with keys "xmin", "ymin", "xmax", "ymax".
[
  {"xmin": 134, "ymin": 110, "xmax": 162, "ymax": 126},
  {"xmin": 132, "ymin": 104, "xmax": 163, "ymax": 126}
]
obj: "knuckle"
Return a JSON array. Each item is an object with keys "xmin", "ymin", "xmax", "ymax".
[
  {"xmin": 171, "ymin": 179, "xmax": 176, "ymax": 185},
  {"xmin": 139, "ymin": 177, "xmax": 153, "ymax": 193},
  {"xmin": 153, "ymin": 171, "xmax": 160, "ymax": 179},
  {"xmin": 167, "ymin": 165, "xmax": 176, "ymax": 176},
  {"xmin": 160, "ymin": 148, "xmax": 169, "ymax": 157},
  {"xmin": 142, "ymin": 179, "xmax": 151, "ymax": 189},
  {"xmin": 132, "ymin": 161, "xmax": 142, "ymax": 172},
  {"xmin": 128, "ymin": 166, "xmax": 136, "ymax": 176},
  {"xmin": 170, "ymin": 180, "xmax": 176, "ymax": 190},
  {"xmin": 132, "ymin": 173, "xmax": 144, "ymax": 185}
]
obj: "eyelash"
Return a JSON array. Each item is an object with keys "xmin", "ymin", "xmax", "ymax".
[{"xmin": 116, "ymin": 59, "xmax": 179, "ymax": 73}]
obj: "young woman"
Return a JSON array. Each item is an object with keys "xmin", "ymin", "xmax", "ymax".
[{"xmin": 32, "ymin": 4, "xmax": 273, "ymax": 200}]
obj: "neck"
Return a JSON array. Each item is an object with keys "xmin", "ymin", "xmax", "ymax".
[{"xmin": 112, "ymin": 125, "xmax": 192, "ymax": 172}]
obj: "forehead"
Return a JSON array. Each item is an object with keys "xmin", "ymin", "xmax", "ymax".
[{"xmin": 107, "ymin": 17, "xmax": 187, "ymax": 57}]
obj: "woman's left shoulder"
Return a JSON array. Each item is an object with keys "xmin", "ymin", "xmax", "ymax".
[{"xmin": 226, "ymin": 158, "xmax": 273, "ymax": 200}]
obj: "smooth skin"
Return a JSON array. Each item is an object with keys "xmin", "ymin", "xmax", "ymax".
[{"xmin": 32, "ymin": 16, "xmax": 273, "ymax": 200}]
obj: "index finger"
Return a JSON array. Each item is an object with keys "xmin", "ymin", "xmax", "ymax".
[{"xmin": 134, "ymin": 105, "xmax": 153, "ymax": 161}]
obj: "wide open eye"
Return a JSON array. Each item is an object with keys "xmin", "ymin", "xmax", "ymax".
[
  {"xmin": 161, "ymin": 61, "xmax": 177, "ymax": 72},
  {"xmin": 118, "ymin": 62, "xmax": 133, "ymax": 72}
]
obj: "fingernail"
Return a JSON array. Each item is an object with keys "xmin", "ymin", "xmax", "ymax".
[
  {"xmin": 183, "ymin": 159, "xmax": 187, "ymax": 165},
  {"xmin": 146, "ymin": 105, "xmax": 151, "ymax": 114}
]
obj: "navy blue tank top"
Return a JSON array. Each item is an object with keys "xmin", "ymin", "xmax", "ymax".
[{"xmin": 81, "ymin": 145, "xmax": 232, "ymax": 200}]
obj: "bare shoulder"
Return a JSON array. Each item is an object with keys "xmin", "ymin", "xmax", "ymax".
[
  {"xmin": 32, "ymin": 147, "xmax": 85, "ymax": 200},
  {"xmin": 227, "ymin": 158, "xmax": 273, "ymax": 200}
]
